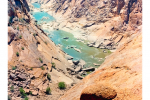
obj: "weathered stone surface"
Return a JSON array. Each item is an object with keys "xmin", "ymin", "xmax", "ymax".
[
  {"xmin": 17, "ymin": 74, "xmax": 26, "ymax": 81},
  {"xmin": 80, "ymin": 83, "xmax": 117, "ymax": 100},
  {"xmin": 74, "ymin": 66, "xmax": 82, "ymax": 72}
]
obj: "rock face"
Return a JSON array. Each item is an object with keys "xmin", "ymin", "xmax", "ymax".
[
  {"xmin": 80, "ymin": 83, "xmax": 117, "ymax": 100},
  {"xmin": 8, "ymin": 0, "xmax": 80, "ymax": 100}
]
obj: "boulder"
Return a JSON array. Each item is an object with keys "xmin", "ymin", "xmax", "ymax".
[
  {"xmin": 76, "ymin": 75, "xmax": 83, "ymax": 79},
  {"xmin": 8, "ymin": 27, "xmax": 18, "ymax": 44},
  {"xmin": 75, "ymin": 66, "xmax": 82, "ymax": 72},
  {"xmin": 79, "ymin": 59, "xmax": 86, "ymax": 67},
  {"xmin": 82, "ymin": 67, "xmax": 95, "ymax": 71},
  {"xmin": 73, "ymin": 60, "xmax": 80, "ymax": 65},
  {"xmin": 65, "ymin": 55, "xmax": 73, "ymax": 60},
  {"xmin": 80, "ymin": 83, "xmax": 117, "ymax": 100},
  {"xmin": 66, "ymin": 67, "xmax": 75, "ymax": 72},
  {"xmin": 17, "ymin": 74, "xmax": 26, "ymax": 81},
  {"xmin": 74, "ymin": 48, "xmax": 81, "ymax": 53},
  {"xmin": 10, "ymin": 74, "xmax": 16, "ymax": 79},
  {"xmin": 31, "ymin": 90, "xmax": 38, "ymax": 96},
  {"xmin": 93, "ymin": 63, "xmax": 100, "ymax": 66},
  {"xmin": 63, "ymin": 37, "xmax": 69, "ymax": 39}
]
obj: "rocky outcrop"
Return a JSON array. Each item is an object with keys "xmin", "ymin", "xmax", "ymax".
[{"xmin": 8, "ymin": 0, "xmax": 80, "ymax": 99}]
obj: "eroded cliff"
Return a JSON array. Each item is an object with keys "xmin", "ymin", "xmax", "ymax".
[{"xmin": 8, "ymin": 0, "xmax": 80, "ymax": 100}]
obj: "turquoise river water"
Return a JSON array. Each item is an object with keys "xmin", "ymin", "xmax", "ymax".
[{"xmin": 32, "ymin": 3, "xmax": 111, "ymax": 68}]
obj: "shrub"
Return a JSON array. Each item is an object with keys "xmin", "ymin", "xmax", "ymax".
[
  {"xmin": 39, "ymin": 58, "xmax": 43, "ymax": 63},
  {"xmin": 47, "ymin": 73, "xmax": 51, "ymax": 80},
  {"xmin": 19, "ymin": 87, "xmax": 27, "ymax": 98},
  {"xmin": 8, "ymin": 95, "xmax": 11, "ymax": 100},
  {"xmin": 17, "ymin": 26, "xmax": 19, "ymax": 30},
  {"xmin": 21, "ymin": 47, "xmax": 24, "ymax": 50},
  {"xmin": 12, "ymin": 66, "xmax": 16, "ymax": 70},
  {"xmin": 58, "ymin": 82, "xmax": 66, "ymax": 89},
  {"xmin": 19, "ymin": 18, "xmax": 24, "ymax": 22},
  {"xmin": 33, "ymin": 33, "xmax": 36, "ymax": 37},
  {"xmin": 16, "ymin": 52, "xmax": 19, "ymax": 57},
  {"xmin": 19, "ymin": 35, "xmax": 22, "ymax": 39},
  {"xmin": 51, "ymin": 62, "xmax": 55, "ymax": 68},
  {"xmin": 46, "ymin": 87, "xmax": 51, "ymax": 94},
  {"xmin": 10, "ymin": 86, "xmax": 14, "ymax": 92},
  {"xmin": 45, "ymin": 41, "xmax": 47, "ymax": 45},
  {"xmin": 30, "ymin": 67, "xmax": 33, "ymax": 70},
  {"xmin": 29, "ymin": 91, "xmax": 32, "ymax": 95},
  {"xmin": 41, "ymin": 66, "xmax": 45, "ymax": 70},
  {"xmin": 24, "ymin": 97, "xmax": 28, "ymax": 100}
]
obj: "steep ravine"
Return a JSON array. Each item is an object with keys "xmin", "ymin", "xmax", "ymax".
[
  {"xmin": 26, "ymin": 0, "xmax": 142, "ymax": 100},
  {"xmin": 8, "ymin": 0, "xmax": 142, "ymax": 100}
]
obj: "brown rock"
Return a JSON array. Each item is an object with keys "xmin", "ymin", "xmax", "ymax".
[
  {"xmin": 17, "ymin": 74, "xmax": 26, "ymax": 81},
  {"xmin": 80, "ymin": 83, "xmax": 117, "ymax": 100},
  {"xmin": 31, "ymin": 90, "xmax": 38, "ymax": 96}
]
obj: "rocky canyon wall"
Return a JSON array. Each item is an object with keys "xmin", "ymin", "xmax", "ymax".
[{"xmin": 8, "ymin": 0, "xmax": 80, "ymax": 99}]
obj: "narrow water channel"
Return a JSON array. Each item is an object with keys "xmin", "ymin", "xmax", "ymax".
[{"xmin": 31, "ymin": 3, "xmax": 111, "ymax": 68}]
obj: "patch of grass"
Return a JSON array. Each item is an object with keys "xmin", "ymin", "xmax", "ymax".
[
  {"xmin": 10, "ymin": 86, "xmax": 14, "ymax": 92},
  {"xmin": 19, "ymin": 35, "xmax": 22, "ymax": 39},
  {"xmin": 47, "ymin": 73, "xmax": 51, "ymax": 80},
  {"xmin": 24, "ymin": 97, "xmax": 28, "ymax": 100},
  {"xmin": 12, "ymin": 66, "xmax": 17, "ymax": 70},
  {"xmin": 51, "ymin": 62, "xmax": 55, "ymax": 68},
  {"xmin": 41, "ymin": 66, "xmax": 45, "ymax": 70},
  {"xmin": 39, "ymin": 58, "xmax": 43, "ymax": 63},
  {"xmin": 17, "ymin": 26, "xmax": 19, "ymax": 30},
  {"xmin": 19, "ymin": 87, "xmax": 27, "ymax": 98},
  {"xmin": 46, "ymin": 87, "xmax": 51, "ymax": 94},
  {"xmin": 16, "ymin": 52, "xmax": 19, "ymax": 57},
  {"xmin": 58, "ymin": 82, "xmax": 66, "ymax": 89},
  {"xmin": 8, "ymin": 95, "xmax": 11, "ymax": 100},
  {"xmin": 44, "ymin": 41, "xmax": 47, "ymax": 45},
  {"xmin": 21, "ymin": 47, "xmax": 24, "ymax": 50}
]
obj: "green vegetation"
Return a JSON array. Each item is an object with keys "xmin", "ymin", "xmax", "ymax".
[
  {"xmin": 24, "ymin": 97, "xmax": 28, "ymax": 100},
  {"xmin": 47, "ymin": 73, "xmax": 51, "ymax": 80},
  {"xmin": 19, "ymin": 87, "xmax": 27, "ymax": 98},
  {"xmin": 19, "ymin": 35, "xmax": 22, "ymax": 39},
  {"xmin": 8, "ymin": 95, "xmax": 11, "ymax": 100},
  {"xmin": 16, "ymin": 52, "xmax": 19, "ymax": 57},
  {"xmin": 33, "ymin": 33, "xmax": 36, "ymax": 37},
  {"xmin": 12, "ymin": 66, "xmax": 17, "ymax": 70},
  {"xmin": 45, "ymin": 41, "xmax": 47, "ymax": 45},
  {"xmin": 10, "ymin": 86, "xmax": 14, "ymax": 92},
  {"xmin": 21, "ymin": 47, "xmax": 24, "ymax": 50},
  {"xmin": 19, "ymin": 18, "xmax": 24, "ymax": 22},
  {"xmin": 58, "ymin": 82, "xmax": 66, "ymax": 89},
  {"xmin": 46, "ymin": 87, "xmax": 51, "ymax": 94},
  {"xmin": 17, "ymin": 26, "xmax": 19, "ymax": 30},
  {"xmin": 41, "ymin": 66, "xmax": 45, "ymax": 70},
  {"xmin": 29, "ymin": 91, "xmax": 32, "ymax": 95},
  {"xmin": 39, "ymin": 58, "xmax": 43, "ymax": 63},
  {"xmin": 30, "ymin": 67, "xmax": 33, "ymax": 70},
  {"xmin": 51, "ymin": 62, "xmax": 55, "ymax": 68}
]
